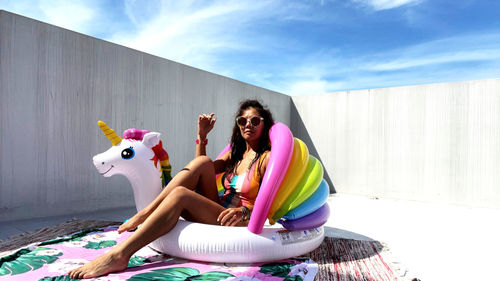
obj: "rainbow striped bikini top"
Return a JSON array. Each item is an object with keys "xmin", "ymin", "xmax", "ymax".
[{"xmin": 217, "ymin": 151, "xmax": 269, "ymax": 210}]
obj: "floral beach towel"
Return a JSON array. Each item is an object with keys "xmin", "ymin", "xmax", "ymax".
[{"xmin": 0, "ymin": 226, "xmax": 318, "ymax": 281}]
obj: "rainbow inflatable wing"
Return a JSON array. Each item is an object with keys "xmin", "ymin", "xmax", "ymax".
[
  {"xmin": 216, "ymin": 122, "xmax": 331, "ymax": 233},
  {"xmin": 264, "ymin": 130, "xmax": 330, "ymax": 231}
]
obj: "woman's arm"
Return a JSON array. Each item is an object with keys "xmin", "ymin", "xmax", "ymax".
[
  {"xmin": 196, "ymin": 113, "xmax": 216, "ymax": 157},
  {"xmin": 195, "ymin": 137, "xmax": 207, "ymax": 157},
  {"xmin": 197, "ymin": 112, "xmax": 231, "ymax": 174},
  {"xmin": 213, "ymin": 150, "xmax": 230, "ymax": 174},
  {"xmin": 196, "ymin": 113, "xmax": 233, "ymax": 174}
]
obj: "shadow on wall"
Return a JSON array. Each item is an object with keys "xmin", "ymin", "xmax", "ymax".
[{"xmin": 290, "ymin": 100, "xmax": 336, "ymax": 193}]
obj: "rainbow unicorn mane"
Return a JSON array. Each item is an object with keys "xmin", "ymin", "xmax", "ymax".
[{"xmin": 123, "ymin": 128, "xmax": 172, "ymax": 186}]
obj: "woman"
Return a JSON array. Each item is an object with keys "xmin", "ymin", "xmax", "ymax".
[{"xmin": 69, "ymin": 99, "xmax": 275, "ymax": 279}]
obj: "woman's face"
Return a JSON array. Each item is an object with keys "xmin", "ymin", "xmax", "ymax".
[{"xmin": 238, "ymin": 107, "xmax": 265, "ymax": 143}]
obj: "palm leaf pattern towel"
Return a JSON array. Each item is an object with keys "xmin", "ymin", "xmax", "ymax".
[{"xmin": 0, "ymin": 226, "xmax": 318, "ymax": 281}]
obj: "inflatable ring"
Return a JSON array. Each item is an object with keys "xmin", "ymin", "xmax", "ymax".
[
  {"xmin": 93, "ymin": 121, "xmax": 325, "ymax": 262},
  {"xmin": 278, "ymin": 203, "xmax": 330, "ymax": 231},
  {"xmin": 271, "ymin": 156, "xmax": 324, "ymax": 222},
  {"xmin": 268, "ymin": 138, "xmax": 309, "ymax": 224},
  {"xmin": 149, "ymin": 220, "xmax": 324, "ymax": 262},
  {"xmin": 248, "ymin": 122, "xmax": 294, "ymax": 233},
  {"xmin": 283, "ymin": 179, "xmax": 330, "ymax": 221}
]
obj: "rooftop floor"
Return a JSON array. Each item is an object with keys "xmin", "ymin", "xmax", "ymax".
[
  {"xmin": 325, "ymin": 194, "xmax": 500, "ymax": 281},
  {"xmin": 1, "ymin": 194, "xmax": 499, "ymax": 281}
]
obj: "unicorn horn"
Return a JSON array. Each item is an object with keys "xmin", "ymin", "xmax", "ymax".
[{"xmin": 98, "ymin": 120, "xmax": 122, "ymax": 146}]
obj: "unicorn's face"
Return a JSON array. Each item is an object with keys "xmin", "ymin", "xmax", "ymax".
[
  {"xmin": 93, "ymin": 137, "xmax": 159, "ymax": 177},
  {"xmin": 92, "ymin": 121, "xmax": 162, "ymax": 178}
]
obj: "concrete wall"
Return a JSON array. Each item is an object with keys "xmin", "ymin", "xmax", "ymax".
[
  {"xmin": 0, "ymin": 11, "xmax": 290, "ymax": 222},
  {"xmin": 292, "ymin": 78, "xmax": 500, "ymax": 208}
]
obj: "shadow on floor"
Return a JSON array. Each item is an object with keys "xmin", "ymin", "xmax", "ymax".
[
  {"xmin": 317, "ymin": 226, "xmax": 386, "ymax": 262},
  {"xmin": 324, "ymin": 226, "xmax": 376, "ymax": 241},
  {"xmin": 305, "ymin": 234, "xmax": 399, "ymax": 280},
  {"xmin": 304, "ymin": 226, "xmax": 388, "ymax": 267}
]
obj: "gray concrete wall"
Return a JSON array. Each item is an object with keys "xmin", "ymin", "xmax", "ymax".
[
  {"xmin": 0, "ymin": 11, "xmax": 290, "ymax": 222},
  {"xmin": 292, "ymin": 78, "xmax": 500, "ymax": 208}
]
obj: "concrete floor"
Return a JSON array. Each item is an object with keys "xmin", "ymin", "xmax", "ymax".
[
  {"xmin": 1, "ymin": 194, "xmax": 499, "ymax": 281},
  {"xmin": 325, "ymin": 194, "xmax": 500, "ymax": 281}
]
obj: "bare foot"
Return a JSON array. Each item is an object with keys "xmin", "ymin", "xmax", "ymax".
[{"xmin": 68, "ymin": 250, "xmax": 129, "ymax": 279}]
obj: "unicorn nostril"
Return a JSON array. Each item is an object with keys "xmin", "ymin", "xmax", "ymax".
[{"xmin": 102, "ymin": 162, "xmax": 105, "ymax": 165}]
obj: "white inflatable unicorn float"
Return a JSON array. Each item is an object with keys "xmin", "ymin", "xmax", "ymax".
[{"xmin": 92, "ymin": 121, "xmax": 326, "ymax": 262}]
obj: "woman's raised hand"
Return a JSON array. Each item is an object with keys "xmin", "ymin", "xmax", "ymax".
[{"xmin": 198, "ymin": 113, "xmax": 216, "ymax": 139}]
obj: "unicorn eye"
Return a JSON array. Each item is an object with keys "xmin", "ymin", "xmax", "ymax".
[{"xmin": 121, "ymin": 147, "xmax": 135, "ymax": 160}]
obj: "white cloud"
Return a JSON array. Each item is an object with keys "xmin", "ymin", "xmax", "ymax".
[
  {"xmin": 351, "ymin": 0, "xmax": 423, "ymax": 11},
  {"xmin": 261, "ymin": 49, "xmax": 347, "ymax": 96},
  {"xmin": 38, "ymin": 0, "xmax": 95, "ymax": 32},
  {"xmin": 108, "ymin": 1, "xmax": 274, "ymax": 71},
  {"xmin": 287, "ymin": 79, "xmax": 347, "ymax": 96},
  {"xmin": 1, "ymin": 0, "xmax": 99, "ymax": 34},
  {"xmin": 106, "ymin": 0, "xmax": 320, "ymax": 74},
  {"xmin": 363, "ymin": 33, "xmax": 500, "ymax": 71},
  {"xmin": 271, "ymin": 32, "xmax": 500, "ymax": 95},
  {"xmin": 364, "ymin": 50, "xmax": 500, "ymax": 71}
]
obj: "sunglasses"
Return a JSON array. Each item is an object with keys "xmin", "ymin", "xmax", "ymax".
[{"xmin": 236, "ymin": 116, "xmax": 264, "ymax": 127}]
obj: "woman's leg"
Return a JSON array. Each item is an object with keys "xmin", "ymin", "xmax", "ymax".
[
  {"xmin": 69, "ymin": 186, "xmax": 225, "ymax": 279},
  {"xmin": 152, "ymin": 156, "xmax": 219, "ymax": 204},
  {"xmin": 168, "ymin": 155, "xmax": 220, "ymax": 201},
  {"xmin": 120, "ymin": 156, "xmax": 219, "ymax": 232}
]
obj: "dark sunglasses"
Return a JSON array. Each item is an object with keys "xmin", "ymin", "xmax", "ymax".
[{"xmin": 236, "ymin": 116, "xmax": 264, "ymax": 127}]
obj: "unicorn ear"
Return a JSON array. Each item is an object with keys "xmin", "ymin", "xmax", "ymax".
[{"xmin": 142, "ymin": 132, "xmax": 161, "ymax": 149}]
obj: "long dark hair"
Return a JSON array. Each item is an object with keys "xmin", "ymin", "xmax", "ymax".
[{"xmin": 225, "ymin": 99, "xmax": 274, "ymax": 178}]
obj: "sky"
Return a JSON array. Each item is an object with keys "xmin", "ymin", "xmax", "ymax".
[{"xmin": 1, "ymin": 0, "xmax": 500, "ymax": 96}]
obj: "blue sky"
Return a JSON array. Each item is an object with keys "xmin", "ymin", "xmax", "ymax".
[{"xmin": 1, "ymin": 0, "xmax": 500, "ymax": 95}]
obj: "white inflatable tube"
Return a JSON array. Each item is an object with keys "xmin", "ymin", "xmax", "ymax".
[
  {"xmin": 149, "ymin": 220, "xmax": 324, "ymax": 263},
  {"xmin": 94, "ymin": 121, "xmax": 325, "ymax": 263}
]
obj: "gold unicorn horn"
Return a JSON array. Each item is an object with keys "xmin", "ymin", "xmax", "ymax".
[{"xmin": 98, "ymin": 120, "xmax": 122, "ymax": 146}]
